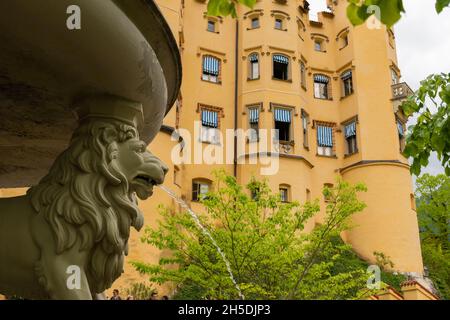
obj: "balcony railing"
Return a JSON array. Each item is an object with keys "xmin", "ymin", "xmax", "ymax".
[{"xmin": 392, "ymin": 82, "xmax": 414, "ymax": 101}]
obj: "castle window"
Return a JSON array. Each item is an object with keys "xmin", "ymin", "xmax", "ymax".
[
  {"xmin": 251, "ymin": 17, "xmax": 260, "ymax": 29},
  {"xmin": 273, "ymin": 54, "xmax": 290, "ymax": 81},
  {"xmin": 317, "ymin": 124, "xmax": 334, "ymax": 156},
  {"xmin": 300, "ymin": 61, "xmax": 307, "ymax": 89},
  {"xmin": 273, "ymin": 107, "xmax": 291, "ymax": 142},
  {"xmin": 314, "ymin": 74, "xmax": 331, "ymax": 100},
  {"xmin": 207, "ymin": 20, "xmax": 216, "ymax": 33},
  {"xmin": 279, "ymin": 185, "xmax": 291, "ymax": 203},
  {"xmin": 174, "ymin": 166, "xmax": 181, "ymax": 187},
  {"xmin": 248, "ymin": 53, "xmax": 260, "ymax": 80},
  {"xmin": 306, "ymin": 188, "xmax": 311, "ymax": 202},
  {"xmin": 314, "ymin": 39, "xmax": 324, "ymax": 52},
  {"xmin": 340, "ymin": 33, "xmax": 349, "ymax": 49},
  {"xmin": 341, "ymin": 70, "xmax": 354, "ymax": 97},
  {"xmin": 391, "ymin": 68, "xmax": 399, "ymax": 85},
  {"xmin": 275, "ymin": 18, "xmax": 283, "ymax": 30},
  {"xmin": 324, "ymin": 183, "xmax": 334, "ymax": 202},
  {"xmin": 201, "ymin": 109, "xmax": 220, "ymax": 144},
  {"xmin": 192, "ymin": 179, "xmax": 211, "ymax": 202},
  {"xmin": 397, "ymin": 119, "xmax": 406, "ymax": 152},
  {"xmin": 248, "ymin": 106, "xmax": 260, "ymax": 142},
  {"xmin": 202, "ymin": 55, "xmax": 221, "ymax": 83},
  {"xmin": 344, "ymin": 121, "xmax": 358, "ymax": 155},
  {"xmin": 301, "ymin": 110, "xmax": 309, "ymax": 149}
]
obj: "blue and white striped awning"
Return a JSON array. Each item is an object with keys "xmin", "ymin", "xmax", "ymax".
[
  {"xmin": 314, "ymin": 74, "xmax": 329, "ymax": 83},
  {"xmin": 249, "ymin": 53, "xmax": 259, "ymax": 62},
  {"xmin": 341, "ymin": 70, "xmax": 352, "ymax": 80},
  {"xmin": 202, "ymin": 110, "xmax": 219, "ymax": 128},
  {"xmin": 249, "ymin": 108, "xmax": 259, "ymax": 123},
  {"xmin": 273, "ymin": 54, "xmax": 289, "ymax": 64},
  {"xmin": 203, "ymin": 56, "xmax": 220, "ymax": 75},
  {"xmin": 317, "ymin": 125, "xmax": 333, "ymax": 147},
  {"xmin": 344, "ymin": 122, "xmax": 356, "ymax": 138},
  {"xmin": 274, "ymin": 108, "xmax": 291, "ymax": 123},
  {"xmin": 397, "ymin": 121, "xmax": 404, "ymax": 137}
]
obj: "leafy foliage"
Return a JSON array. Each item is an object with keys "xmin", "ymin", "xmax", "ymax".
[
  {"xmin": 415, "ymin": 174, "xmax": 450, "ymax": 299},
  {"xmin": 346, "ymin": 0, "xmax": 405, "ymax": 27},
  {"xmin": 401, "ymin": 73, "xmax": 450, "ymax": 176},
  {"xmin": 205, "ymin": 0, "xmax": 449, "ymax": 22},
  {"xmin": 206, "ymin": 0, "xmax": 256, "ymax": 18},
  {"xmin": 125, "ymin": 283, "xmax": 156, "ymax": 300},
  {"xmin": 346, "ymin": 0, "xmax": 449, "ymax": 27},
  {"xmin": 131, "ymin": 171, "xmax": 395, "ymax": 300}
]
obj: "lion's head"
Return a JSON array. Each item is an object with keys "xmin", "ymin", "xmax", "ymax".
[{"xmin": 28, "ymin": 118, "xmax": 168, "ymax": 293}]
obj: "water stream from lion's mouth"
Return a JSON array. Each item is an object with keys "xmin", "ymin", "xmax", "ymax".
[{"xmin": 157, "ymin": 185, "xmax": 245, "ymax": 300}]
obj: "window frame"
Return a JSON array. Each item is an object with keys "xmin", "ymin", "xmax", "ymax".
[
  {"xmin": 251, "ymin": 17, "xmax": 260, "ymax": 29},
  {"xmin": 315, "ymin": 122, "xmax": 336, "ymax": 157},
  {"xmin": 199, "ymin": 105, "xmax": 222, "ymax": 145},
  {"xmin": 301, "ymin": 109, "xmax": 309, "ymax": 150},
  {"xmin": 341, "ymin": 70, "xmax": 354, "ymax": 98},
  {"xmin": 313, "ymin": 74, "xmax": 331, "ymax": 100},
  {"xmin": 323, "ymin": 183, "xmax": 334, "ymax": 202},
  {"xmin": 248, "ymin": 52, "xmax": 260, "ymax": 80},
  {"xmin": 247, "ymin": 105, "xmax": 261, "ymax": 143},
  {"xmin": 202, "ymin": 55, "xmax": 221, "ymax": 84},
  {"xmin": 272, "ymin": 54, "xmax": 290, "ymax": 81},
  {"xmin": 192, "ymin": 179, "xmax": 211, "ymax": 202},
  {"xmin": 300, "ymin": 61, "xmax": 307, "ymax": 90},
  {"xmin": 275, "ymin": 18, "xmax": 283, "ymax": 30},
  {"xmin": 396, "ymin": 118, "xmax": 406, "ymax": 152},
  {"xmin": 279, "ymin": 185, "xmax": 291, "ymax": 203},
  {"xmin": 207, "ymin": 20, "xmax": 216, "ymax": 33},
  {"xmin": 273, "ymin": 106, "xmax": 293, "ymax": 144}
]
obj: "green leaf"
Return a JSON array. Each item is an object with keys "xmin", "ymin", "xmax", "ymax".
[
  {"xmin": 436, "ymin": 0, "xmax": 450, "ymax": 13},
  {"xmin": 378, "ymin": 0, "xmax": 404, "ymax": 27},
  {"xmin": 207, "ymin": 0, "xmax": 222, "ymax": 16},
  {"xmin": 346, "ymin": 3, "xmax": 370, "ymax": 26}
]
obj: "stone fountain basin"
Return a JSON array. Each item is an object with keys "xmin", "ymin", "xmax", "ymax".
[{"xmin": 0, "ymin": 0, "xmax": 181, "ymax": 187}]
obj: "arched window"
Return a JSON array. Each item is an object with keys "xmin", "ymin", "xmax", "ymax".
[
  {"xmin": 248, "ymin": 53, "xmax": 260, "ymax": 80},
  {"xmin": 313, "ymin": 74, "xmax": 331, "ymax": 99},
  {"xmin": 202, "ymin": 55, "xmax": 221, "ymax": 83},
  {"xmin": 273, "ymin": 54, "xmax": 290, "ymax": 81}
]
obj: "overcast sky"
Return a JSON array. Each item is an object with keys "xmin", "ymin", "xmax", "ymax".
[{"xmin": 310, "ymin": 1, "xmax": 450, "ymax": 177}]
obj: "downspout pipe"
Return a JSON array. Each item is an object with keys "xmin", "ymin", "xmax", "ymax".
[{"xmin": 233, "ymin": 19, "xmax": 239, "ymax": 178}]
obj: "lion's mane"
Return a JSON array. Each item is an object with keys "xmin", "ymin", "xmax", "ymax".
[{"xmin": 28, "ymin": 119, "xmax": 144, "ymax": 293}]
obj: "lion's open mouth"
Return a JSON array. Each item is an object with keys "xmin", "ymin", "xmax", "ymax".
[{"xmin": 133, "ymin": 174, "xmax": 158, "ymax": 188}]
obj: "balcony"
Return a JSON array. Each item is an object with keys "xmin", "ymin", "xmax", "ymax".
[
  {"xmin": 391, "ymin": 82, "xmax": 414, "ymax": 116},
  {"xmin": 392, "ymin": 82, "xmax": 414, "ymax": 101}
]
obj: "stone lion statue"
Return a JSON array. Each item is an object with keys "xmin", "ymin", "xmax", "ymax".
[{"xmin": 0, "ymin": 115, "xmax": 168, "ymax": 299}]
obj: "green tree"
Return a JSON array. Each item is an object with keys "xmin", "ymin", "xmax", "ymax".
[
  {"xmin": 132, "ymin": 171, "xmax": 390, "ymax": 300},
  {"xmin": 415, "ymin": 174, "xmax": 450, "ymax": 299},
  {"xmin": 401, "ymin": 74, "xmax": 450, "ymax": 176}
]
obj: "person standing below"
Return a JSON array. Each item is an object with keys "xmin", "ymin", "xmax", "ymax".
[{"xmin": 110, "ymin": 289, "xmax": 122, "ymax": 300}]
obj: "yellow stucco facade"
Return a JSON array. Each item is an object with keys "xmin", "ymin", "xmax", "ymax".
[{"xmin": 0, "ymin": 0, "xmax": 430, "ymax": 299}]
